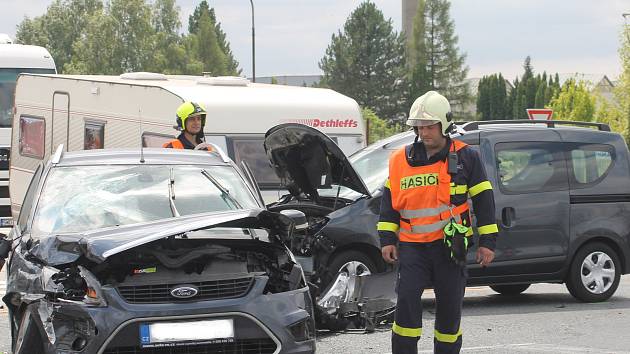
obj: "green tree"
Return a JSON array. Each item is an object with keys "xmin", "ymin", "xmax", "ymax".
[
  {"xmin": 16, "ymin": 0, "xmax": 240, "ymax": 76},
  {"xmin": 407, "ymin": 0, "xmax": 430, "ymax": 101},
  {"xmin": 66, "ymin": 0, "xmax": 155, "ymax": 74},
  {"xmin": 362, "ymin": 107, "xmax": 397, "ymax": 144},
  {"xmin": 596, "ymin": 98, "xmax": 626, "ymax": 134},
  {"xmin": 149, "ymin": 0, "xmax": 188, "ymax": 74},
  {"xmin": 319, "ymin": 1, "xmax": 406, "ymax": 121},
  {"xmin": 15, "ymin": 0, "xmax": 103, "ymax": 73},
  {"xmin": 506, "ymin": 57, "xmax": 559, "ymax": 119},
  {"xmin": 548, "ymin": 79, "xmax": 596, "ymax": 122},
  {"xmin": 191, "ymin": 7, "xmax": 228, "ymax": 76},
  {"xmin": 64, "ymin": 10, "xmax": 118, "ymax": 74},
  {"xmin": 476, "ymin": 74, "xmax": 507, "ymax": 120},
  {"xmin": 415, "ymin": 0, "xmax": 470, "ymax": 116},
  {"xmin": 189, "ymin": 1, "xmax": 240, "ymax": 75}
]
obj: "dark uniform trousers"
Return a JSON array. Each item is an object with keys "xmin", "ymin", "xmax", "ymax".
[{"xmin": 392, "ymin": 241, "xmax": 467, "ymax": 354}]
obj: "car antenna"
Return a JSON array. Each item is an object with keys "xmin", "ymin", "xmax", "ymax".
[{"xmin": 139, "ymin": 107, "xmax": 145, "ymax": 163}]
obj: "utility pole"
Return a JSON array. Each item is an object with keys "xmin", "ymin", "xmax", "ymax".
[{"xmin": 250, "ymin": 0, "xmax": 256, "ymax": 82}]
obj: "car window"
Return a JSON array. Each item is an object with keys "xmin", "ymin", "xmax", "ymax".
[
  {"xmin": 350, "ymin": 147, "xmax": 395, "ymax": 194},
  {"xmin": 228, "ymin": 137, "xmax": 281, "ymax": 187},
  {"xmin": 568, "ymin": 144, "xmax": 614, "ymax": 188},
  {"xmin": 17, "ymin": 164, "xmax": 42, "ymax": 232},
  {"xmin": 495, "ymin": 142, "xmax": 568, "ymax": 194},
  {"xmin": 31, "ymin": 165, "xmax": 259, "ymax": 236}
]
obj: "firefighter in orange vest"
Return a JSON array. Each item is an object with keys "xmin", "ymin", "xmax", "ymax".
[
  {"xmin": 163, "ymin": 101, "xmax": 209, "ymax": 149},
  {"xmin": 378, "ymin": 91, "xmax": 498, "ymax": 354}
]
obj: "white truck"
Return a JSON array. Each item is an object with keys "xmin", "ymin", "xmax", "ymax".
[
  {"xmin": 0, "ymin": 37, "xmax": 56, "ymax": 226},
  {"xmin": 10, "ymin": 73, "xmax": 366, "ymax": 217}
]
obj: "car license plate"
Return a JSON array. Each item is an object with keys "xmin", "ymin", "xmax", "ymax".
[{"xmin": 139, "ymin": 319, "xmax": 234, "ymax": 347}]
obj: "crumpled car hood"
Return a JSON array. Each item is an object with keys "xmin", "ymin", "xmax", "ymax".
[
  {"xmin": 264, "ymin": 123, "xmax": 371, "ymax": 200},
  {"xmin": 29, "ymin": 208, "xmax": 293, "ymax": 265}
]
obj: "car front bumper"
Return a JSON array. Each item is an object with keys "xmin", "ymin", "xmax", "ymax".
[{"xmin": 27, "ymin": 277, "xmax": 315, "ymax": 354}]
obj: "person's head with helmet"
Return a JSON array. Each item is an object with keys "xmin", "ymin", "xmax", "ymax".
[
  {"xmin": 176, "ymin": 101, "xmax": 207, "ymax": 146},
  {"xmin": 406, "ymin": 91, "xmax": 453, "ymax": 154}
]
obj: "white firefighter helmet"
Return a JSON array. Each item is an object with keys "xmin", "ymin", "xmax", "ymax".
[{"xmin": 406, "ymin": 91, "xmax": 453, "ymax": 135}]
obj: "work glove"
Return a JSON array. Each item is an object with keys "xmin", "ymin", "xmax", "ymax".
[{"xmin": 443, "ymin": 219, "xmax": 469, "ymax": 266}]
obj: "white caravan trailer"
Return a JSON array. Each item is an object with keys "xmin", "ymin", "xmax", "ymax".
[
  {"xmin": 11, "ymin": 73, "xmax": 366, "ymax": 217},
  {"xmin": 0, "ymin": 38, "xmax": 56, "ymax": 226}
]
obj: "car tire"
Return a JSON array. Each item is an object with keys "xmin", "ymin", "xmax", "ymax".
[
  {"xmin": 489, "ymin": 284, "xmax": 530, "ymax": 296},
  {"xmin": 13, "ymin": 308, "xmax": 45, "ymax": 354},
  {"xmin": 565, "ymin": 242, "xmax": 621, "ymax": 303},
  {"xmin": 317, "ymin": 250, "xmax": 377, "ymax": 332}
]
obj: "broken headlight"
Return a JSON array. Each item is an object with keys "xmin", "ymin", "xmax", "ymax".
[{"xmin": 49, "ymin": 266, "xmax": 107, "ymax": 307}]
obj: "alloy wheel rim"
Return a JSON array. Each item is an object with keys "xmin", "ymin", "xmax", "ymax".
[
  {"xmin": 580, "ymin": 251, "xmax": 615, "ymax": 294},
  {"xmin": 338, "ymin": 261, "xmax": 372, "ymax": 302}
]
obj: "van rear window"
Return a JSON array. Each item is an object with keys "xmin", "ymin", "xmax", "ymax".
[
  {"xmin": 569, "ymin": 144, "xmax": 614, "ymax": 187},
  {"xmin": 19, "ymin": 115, "xmax": 45, "ymax": 159}
]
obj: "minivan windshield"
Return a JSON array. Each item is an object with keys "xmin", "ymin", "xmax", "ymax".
[
  {"xmin": 319, "ymin": 133, "xmax": 413, "ymax": 199},
  {"xmin": 0, "ymin": 68, "xmax": 56, "ymax": 127},
  {"xmin": 32, "ymin": 165, "xmax": 260, "ymax": 235}
]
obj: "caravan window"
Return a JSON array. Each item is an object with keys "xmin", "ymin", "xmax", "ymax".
[
  {"xmin": 228, "ymin": 137, "xmax": 280, "ymax": 187},
  {"xmin": 19, "ymin": 115, "xmax": 45, "ymax": 159},
  {"xmin": 142, "ymin": 132, "xmax": 175, "ymax": 148},
  {"xmin": 84, "ymin": 121, "xmax": 105, "ymax": 150}
]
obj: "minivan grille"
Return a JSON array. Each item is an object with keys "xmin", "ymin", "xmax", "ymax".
[
  {"xmin": 102, "ymin": 338, "xmax": 277, "ymax": 354},
  {"xmin": 116, "ymin": 277, "xmax": 254, "ymax": 304}
]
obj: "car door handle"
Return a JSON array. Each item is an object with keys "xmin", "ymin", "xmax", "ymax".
[{"xmin": 501, "ymin": 207, "xmax": 515, "ymax": 228}]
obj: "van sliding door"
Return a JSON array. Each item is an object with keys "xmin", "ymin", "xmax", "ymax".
[{"xmin": 51, "ymin": 92, "xmax": 70, "ymax": 152}]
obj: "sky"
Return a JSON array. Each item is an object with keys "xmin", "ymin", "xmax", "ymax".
[{"xmin": 0, "ymin": 0, "xmax": 627, "ymax": 81}]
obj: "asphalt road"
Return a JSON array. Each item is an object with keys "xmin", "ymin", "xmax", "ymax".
[
  {"xmin": 317, "ymin": 279, "xmax": 630, "ymax": 354},
  {"xmin": 1, "ymin": 270, "xmax": 630, "ymax": 353}
]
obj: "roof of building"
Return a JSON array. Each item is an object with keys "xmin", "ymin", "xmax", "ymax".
[{"xmin": 556, "ymin": 73, "xmax": 614, "ymax": 89}]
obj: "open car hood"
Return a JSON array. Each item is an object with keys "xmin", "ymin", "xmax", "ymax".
[
  {"xmin": 30, "ymin": 208, "xmax": 293, "ymax": 265},
  {"xmin": 264, "ymin": 123, "xmax": 371, "ymax": 199}
]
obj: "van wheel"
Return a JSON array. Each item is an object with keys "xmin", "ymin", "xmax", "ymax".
[
  {"xmin": 13, "ymin": 308, "xmax": 45, "ymax": 354},
  {"xmin": 566, "ymin": 242, "xmax": 620, "ymax": 303},
  {"xmin": 317, "ymin": 251, "xmax": 377, "ymax": 331},
  {"xmin": 489, "ymin": 284, "xmax": 530, "ymax": 295}
]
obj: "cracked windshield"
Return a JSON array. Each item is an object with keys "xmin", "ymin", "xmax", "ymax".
[{"xmin": 32, "ymin": 165, "xmax": 258, "ymax": 235}]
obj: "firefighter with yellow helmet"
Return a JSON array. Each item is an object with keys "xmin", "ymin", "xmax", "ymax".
[
  {"xmin": 378, "ymin": 91, "xmax": 498, "ymax": 353},
  {"xmin": 163, "ymin": 101, "xmax": 211, "ymax": 150}
]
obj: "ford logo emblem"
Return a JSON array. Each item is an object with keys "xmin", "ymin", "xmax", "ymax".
[{"xmin": 170, "ymin": 285, "xmax": 199, "ymax": 299}]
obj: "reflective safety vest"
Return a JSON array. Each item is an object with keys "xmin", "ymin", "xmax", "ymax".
[
  {"xmin": 388, "ymin": 140, "xmax": 469, "ymax": 243},
  {"xmin": 163, "ymin": 139, "xmax": 185, "ymax": 149}
]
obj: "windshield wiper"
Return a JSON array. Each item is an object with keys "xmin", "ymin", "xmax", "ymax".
[
  {"xmin": 168, "ymin": 168, "xmax": 180, "ymax": 217},
  {"xmin": 201, "ymin": 169, "xmax": 243, "ymax": 209}
]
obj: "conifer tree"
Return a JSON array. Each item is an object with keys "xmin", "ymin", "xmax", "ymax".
[
  {"xmin": 420, "ymin": 0, "xmax": 470, "ymax": 115},
  {"xmin": 320, "ymin": 1, "xmax": 406, "ymax": 120}
]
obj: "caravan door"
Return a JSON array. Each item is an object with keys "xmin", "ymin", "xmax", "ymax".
[{"xmin": 51, "ymin": 92, "xmax": 69, "ymax": 152}]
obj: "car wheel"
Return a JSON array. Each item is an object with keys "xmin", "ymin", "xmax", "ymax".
[
  {"xmin": 326, "ymin": 250, "xmax": 376, "ymax": 286},
  {"xmin": 318, "ymin": 251, "xmax": 377, "ymax": 332},
  {"xmin": 489, "ymin": 284, "xmax": 530, "ymax": 296},
  {"xmin": 13, "ymin": 308, "xmax": 45, "ymax": 354},
  {"xmin": 566, "ymin": 242, "xmax": 621, "ymax": 303}
]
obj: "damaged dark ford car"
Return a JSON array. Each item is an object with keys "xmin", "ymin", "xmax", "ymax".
[{"xmin": 4, "ymin": 147, "xmax": 315, "ymax": 353}]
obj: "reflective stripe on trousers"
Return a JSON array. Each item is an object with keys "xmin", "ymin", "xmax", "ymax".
[{"xmin": 392, "ymin": 241, "xmax": 466, "ymax": 354}]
